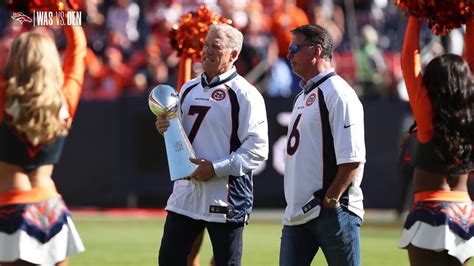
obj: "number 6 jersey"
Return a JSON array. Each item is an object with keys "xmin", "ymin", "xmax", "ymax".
[
  {"xmin": 165, "ymin": 67, "xmax": 269, "ymax": 224},
  {"xmin": 283, "ymin": 69, "xmax": 366, "ymax": 226}
]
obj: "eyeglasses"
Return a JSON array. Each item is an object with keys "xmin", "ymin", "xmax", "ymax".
[{"xmin": 288, "ymin": 44, "xmax": 313, "ymax": 54}]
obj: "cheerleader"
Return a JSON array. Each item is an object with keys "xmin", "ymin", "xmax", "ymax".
[
  {"xmin": 400, "ymin": 16, "xmax": 474, "ymax": 266},
  {"xmin": 0, "ymin": 24, "xmax": 86, "ymax": 265}
]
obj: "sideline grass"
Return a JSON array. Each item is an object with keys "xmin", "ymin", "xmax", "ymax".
[{"xmin": 71, "ymin": 216, "xmax": 409, "ymax": 266}]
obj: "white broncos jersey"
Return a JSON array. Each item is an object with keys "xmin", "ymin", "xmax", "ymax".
[
  {"xmin": 166, "ymin": 67, "xmax": 269, "ymax": 224},
  {"xmin": 283, "ymin": 70, "xmax": 366, "ymax": 226}
]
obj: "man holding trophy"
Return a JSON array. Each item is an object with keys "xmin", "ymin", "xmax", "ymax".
[{"xmin": 155, "ymin": 23, "xmax": 268, "ymax": 266}]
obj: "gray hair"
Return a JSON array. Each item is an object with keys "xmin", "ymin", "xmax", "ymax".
[{"xmin": 208, "ymin": 23, "xmax": 243, "ymax": 57}]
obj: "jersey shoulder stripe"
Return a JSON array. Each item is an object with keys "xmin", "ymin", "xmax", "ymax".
[
  {"xmin": 180, "ymin": 81, "xmax": 200, "ymax": 104},
  {"xmin": 292, "ymin": 90, "xmax": 304, "ymax": 109},
  {"xmin": 226, "ymin": 84, "xmax": 241, "ymax": 153}
]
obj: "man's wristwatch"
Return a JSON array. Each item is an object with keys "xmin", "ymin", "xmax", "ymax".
[{"xmin": 324, "ymin": 196, "xmax": 340, "ymax": 208}]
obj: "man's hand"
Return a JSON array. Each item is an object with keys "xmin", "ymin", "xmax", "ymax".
[
  {"xmin": 322, "ymin": 196, "xmax": 340, "ymax": 209},
  {"xmin": 189, "ymin": 158, "xmax": 216, "ymax": 182},
  {"xmin": 323, "ymin": 162, "xmax": 361, "ymax": 208},
  {"xmin": 155, "ymin": 114, "xmax": 170, "ymax": 135}
]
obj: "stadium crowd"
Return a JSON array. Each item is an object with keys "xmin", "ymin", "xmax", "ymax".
[{"xmin": 0, "ymin": 0, "xmax": 416, "ymax": 100}]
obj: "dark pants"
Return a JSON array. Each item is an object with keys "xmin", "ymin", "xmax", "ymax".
[{"xmin": 158, "ymin": 211, "xmax": 244, "ymax": 266}]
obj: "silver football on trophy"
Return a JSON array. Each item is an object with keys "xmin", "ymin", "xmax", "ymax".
[{"xmin": 148, "ymin": 84, "xmax": 179, "ymax": 118}]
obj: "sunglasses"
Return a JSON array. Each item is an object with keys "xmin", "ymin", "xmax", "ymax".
[{"xmin": 288, "ymin": 44, "xmax": 314, "ymax": 54}]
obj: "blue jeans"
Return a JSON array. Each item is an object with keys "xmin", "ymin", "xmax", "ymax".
[{"xmin": 280, "ymin": 206, "xmax": 363, "ymax": 266}]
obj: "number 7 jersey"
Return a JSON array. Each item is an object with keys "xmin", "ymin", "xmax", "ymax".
[
  {"xmin": 283, "ymin": 71, "xmax": 366, "ymax": 226},
  {"xmin": 165, "ymin": 68, "xmax": 269, "ymax": 224}
]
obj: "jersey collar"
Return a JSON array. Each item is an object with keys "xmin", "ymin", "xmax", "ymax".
[
  {"xmin": 301, "ymin": 69, "xmax": 337, "ymax": 95},
  {"xmin": 201, "ymin": 66, "xmax": 238, "ymax": 90}
]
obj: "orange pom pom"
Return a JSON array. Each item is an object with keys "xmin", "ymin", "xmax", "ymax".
[
  {"xmin": 169, "ymin": 4, "xmax": 233, "ymax": 58},
  {"xmin": 395, "ymin": 0, "xmax": 473, "ymax": 35}
]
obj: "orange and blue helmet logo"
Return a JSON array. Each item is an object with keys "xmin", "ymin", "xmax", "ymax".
[
  {"xmin": 211, "ymin": 89, "xmax": 226, "ymax": 101},
  {"xmin": 306, "ymin": 93, "xmax": 316, "ymax": 106}
]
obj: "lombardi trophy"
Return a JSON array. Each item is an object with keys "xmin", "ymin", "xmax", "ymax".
[{"xmin": 148, "ymin": 84, "xmax": 197, "ymax": 181}]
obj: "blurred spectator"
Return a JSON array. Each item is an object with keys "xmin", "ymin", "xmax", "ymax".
[
  {"xmin": 0, "ymin": 0, "xmax": 421, "ymax": 101},
  {"xmin": 270, "ymin": 0, "xmax": 309, "ymax": 94},
  {"xmin": 145, "ymin": 0, "xmax": 181, "ymax": 34},
  {"xmin": 353, "ymin": 0, "xmax": 385, "ymax": 31},
  {"xmin": 309, "ymin": 0, "xmax": 345, "ymax": 49},
  {"xmin": 397, "ymin": 25, "xmax": 445, "ymax": 102},
  {"xmin": 144, "ymin": 39, "xmax": 171, "ymax": 87},
  {"xmin": 85, "ymin": 0, "xmax": 105, "ymax": 26},
  {"xmin": 84, "ymin": 20, "xmax": 107, "ymax": 55},
  {"xmin": 106, "ymin": 0, "xmax": 140, "ymax": 50},
  {"xmin": 107, "ymin": 29, "xmax": 128, "ymax": 50},
  {"xmin": 271, "ymin": 0, "xmax": 309, "ymax": 58},
  {"xmin": 354, "ymin": 24, "xmax": 390, "ymax": 99},
  {"xmin": 144, "ymin": 0, "xmax": 180, "ymax": 88},
  {"xmin": 237, "ymin": 0, "xmax": 273, "ymax": 92},
  {"xmin": 217, "ymin": 0, "xmax": 249, "ymax": 30},
  {"xmin": 81, "ymin": 47, "xmax": 103, "ymax": 99},
  {"xmin": 95, "ymin": 47, "xmax": 132, "ymax": 99},
  {"xmin": 265, "ymin": 22, "xmax": 293, "ymax": 97},
  {"xmin": 267, "ymin": 56, "xmax": 293, "ymax": 97}
]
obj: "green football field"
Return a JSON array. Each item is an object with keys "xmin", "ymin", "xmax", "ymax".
[{"xmin": 70, "ymin": 212, "xmax": 409, "ymax": 266}]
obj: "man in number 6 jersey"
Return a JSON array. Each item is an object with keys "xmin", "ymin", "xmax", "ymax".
[
  {"xmin": 280, "ymin": 24, "xmax": 366, "ymax": 266},
  {"xmin": 155, "ymin": 23, "xmax": 268, "ymax": 266}
]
